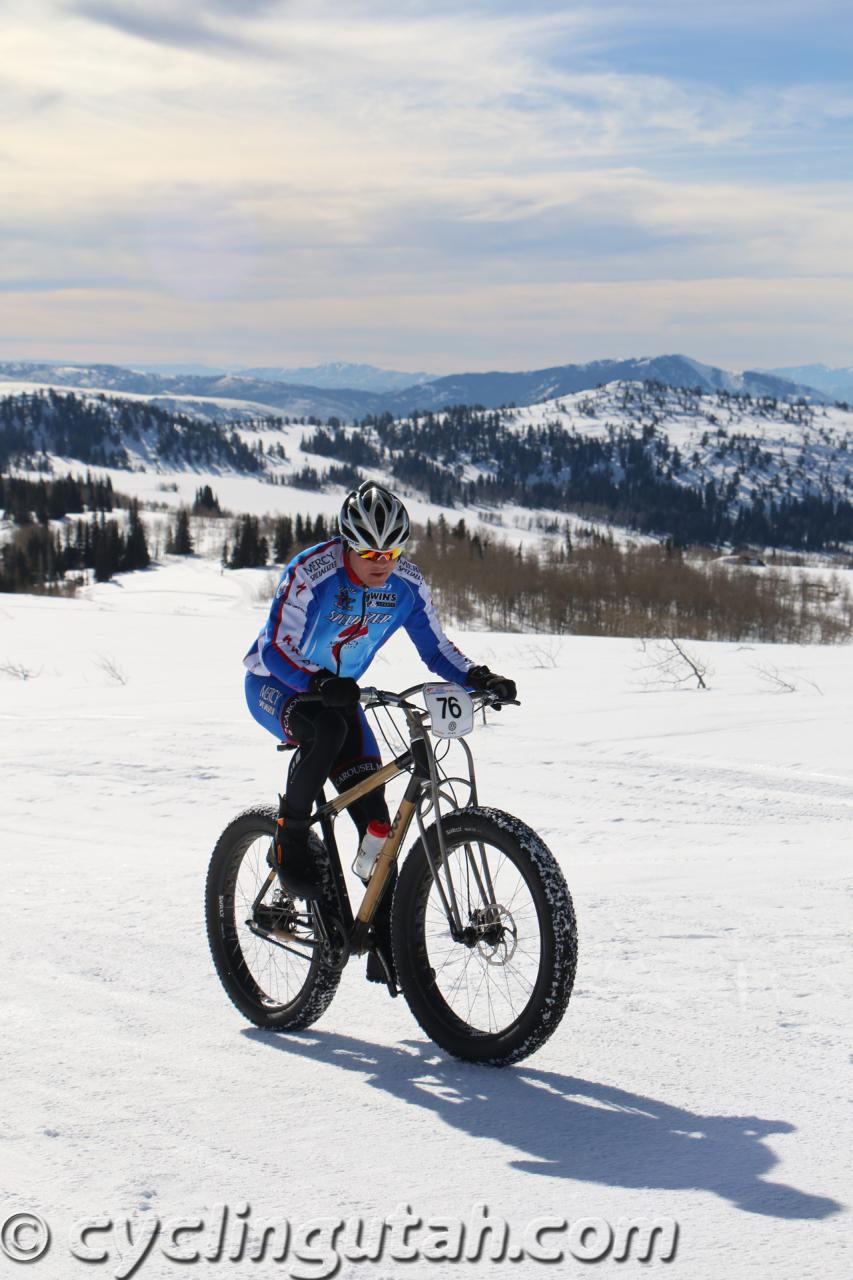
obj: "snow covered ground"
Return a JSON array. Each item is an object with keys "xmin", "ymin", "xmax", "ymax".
[
  {"xmin": 1, "ymin": 558, "xmax": 850, "ymax": 1279},
  {"xmin": 8, "ymin": 443, "xmax": 613, "ymax": 560}
]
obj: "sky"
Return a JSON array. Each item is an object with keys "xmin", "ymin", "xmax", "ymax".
[{"xmin": 2, "ymin": 0, "xmax": 852, "ymax": 374}]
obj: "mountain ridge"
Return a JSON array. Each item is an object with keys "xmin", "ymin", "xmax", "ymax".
[
  {"xmin": 3, "ymin": 378, "xmax": 850, "ymax": 553},
  {"xmin": 0, "ymin": 354, "xmax": 830, "ymax": 420},
  {"xmin": 761, "ymin": 363, "xmax": 853, "ymax": 403}
]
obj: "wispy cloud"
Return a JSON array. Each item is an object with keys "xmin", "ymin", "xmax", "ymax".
[
  {"xmin": 2, "ymin": 0, "xmax": 852, "ymax": 367},
  {"xmin": 69, "ymin": 0, "xmax": 290, "ymax": 59}
]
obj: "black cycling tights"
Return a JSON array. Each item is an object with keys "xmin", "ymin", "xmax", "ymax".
[{"xmin": 282, "ymin": 700, "xmax": 390, "ymax": 838}]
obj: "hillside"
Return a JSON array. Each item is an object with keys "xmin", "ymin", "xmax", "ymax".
[
  {"xmin": 763, "ymin": 363, "xmax": 853, "ymax": 404},
  {"xmin": 2, "ymin": 380, "xmax": 852, "ymax": 552}
]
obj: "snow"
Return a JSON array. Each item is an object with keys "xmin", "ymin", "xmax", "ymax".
[
  {"xmin": 505, "ymin": 384, "xmax": 853, "ymax": 508},
  {"xmin": 6, "ymin": 452, "xmax": 609, "ymax": 561},
  {"xmin": 5, "ymin": 378, "xmax": 852, "ymax": 564},
  {"xmin": 0, "ymin": 378, "xmax": 296, "ymax": 424},
  {"xmin": 1, "ymin": 557, "xmax": 849, "ymax": 1278}
]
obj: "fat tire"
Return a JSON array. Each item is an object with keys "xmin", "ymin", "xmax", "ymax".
[
  {"xmin": 391, "ymin": 807, "xmax": 577, "ymax": 1066},
  {"xmin": 205, "ymin": 806, "xmax": 341, "ymax": 1031}
]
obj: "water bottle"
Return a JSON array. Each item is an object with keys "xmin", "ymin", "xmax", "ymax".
[{"xmin": 353, "ymin": 820, "xmax": 391, "ymax": 881}]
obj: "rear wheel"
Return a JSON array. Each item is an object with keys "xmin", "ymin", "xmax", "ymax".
[
  {"xmin": 392, "ymin": 807, "xmax": 577, "ymax": 1065},
  {"xmin": 205, "ymin": 806, "xmax": 341, "ymax": 1030}
]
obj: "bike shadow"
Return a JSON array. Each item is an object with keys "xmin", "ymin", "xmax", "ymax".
[{"xmin": 244, "ymin": 1027, "xmax": 840, "ymax": 1221}]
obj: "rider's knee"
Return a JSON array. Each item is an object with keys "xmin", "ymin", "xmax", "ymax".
[{"xmin": 313, "ymin": 706, "xmax": 349, "ymax": 750}]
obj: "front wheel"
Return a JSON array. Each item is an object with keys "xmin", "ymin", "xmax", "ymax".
[
  {"xmin": 205, "ymin": 806, "xmax": 341, "ymax": 1031},
  {"xmin": 392, "ymin": 808, "xmax": 577, "ymax": 1066}
]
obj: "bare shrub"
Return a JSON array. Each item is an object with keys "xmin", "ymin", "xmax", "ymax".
[
  {"xmin": 0, "ymin": 658, "xmax": 40, "ymax": 681},
  {"xmin": 408, "ymin": 522, "xmax": 852, "ymax": 645},
  {"xmin": 633, "ymin": 637, "xmax": 713, "ymax": 690},
  {"xmin": 252, "ymin": 570, "xmax": 281, "ymax": 607},
  {"xmin": 752, "ymin": 663, "xmax": 823, "ymax": 695},
  {"xmin": 518, "ymin": 638, "xmax": 564, "ymax": 668},
  {"xmin": 94, "ymin": 654, "xmax": 128, "ymax": 685}
]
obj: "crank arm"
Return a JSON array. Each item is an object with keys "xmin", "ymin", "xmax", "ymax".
[{"xmin": 310, "ymin": 903, "xmax": 351, "ymax": 971}]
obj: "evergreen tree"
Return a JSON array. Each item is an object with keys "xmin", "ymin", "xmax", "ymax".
[
  {"xmin": 167, "ymin": 508, "xmax": 194, "ymax": 556},
  {"xmin": 192, "ymin": 484, "xmax": 221, "ymax": 515},
  {"xmin": 228, "ymin": 515, "xmax": 268, "ymax": 568},
  {"xmin": 122, "ymin": 501, "xmax": 150, "ymax": 571},
  {"xmin": 93, "ymin": 516, "xmax": 122, "ymax": 582},
  {"xmin": 273, "ymin": 516, "xmax": 293, "ymax": 563}
]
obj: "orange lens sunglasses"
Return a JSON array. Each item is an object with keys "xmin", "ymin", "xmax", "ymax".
[{"xmin": 355, "ymin": 546, "xmax": 404, "ymax": 562}]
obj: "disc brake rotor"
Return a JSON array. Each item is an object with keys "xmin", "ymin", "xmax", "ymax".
[{"xmin": 472, "ymin": 904, "xmax": 518, "ymax": 965}]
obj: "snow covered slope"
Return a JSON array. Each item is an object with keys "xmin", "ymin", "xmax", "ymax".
[
  {"xmin": 1, "ymin": 559, "xmax": 849, "ymax": 1279},
  {"xmin": 507, "ymin": 381, "xmax": 853, "ymax": 509},
  {"xmin": 5, "ymin": 376, "xmax": 852, "ymax": 556}
]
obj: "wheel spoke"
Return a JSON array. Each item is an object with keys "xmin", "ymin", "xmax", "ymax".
[
  {"xmin": 420, "ymin": 838, "xmax": 544, "ymax": 1036},
  {"xmin": 232, "ymin": 832, "xmax": 314, "ymax": 1009}
]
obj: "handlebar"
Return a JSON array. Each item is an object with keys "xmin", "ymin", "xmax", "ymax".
[
  {"xmin": 360, "ymin": 683, "xmax": 519, "ymax": 712},
  {"xmin": 292, "ymin": 682, "xmax": 518, "ymax": 712},
  {"xmin": 279, "ymin": 682, "xmax": 517, "ymax": 755}
]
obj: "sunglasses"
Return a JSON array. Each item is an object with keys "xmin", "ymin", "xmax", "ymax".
[{"xmin": 354, "ymin": 546, "xmax": 404, "ymax": 562}]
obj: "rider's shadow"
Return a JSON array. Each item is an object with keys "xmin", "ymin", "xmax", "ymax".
[{"xmin": 245, "ymin": 1028, "xmax": 840, "ymax": 1221}]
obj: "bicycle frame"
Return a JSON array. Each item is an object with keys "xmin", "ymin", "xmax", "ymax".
[
  {"xmin": 258, "ymin": 683, "xmax": 495, "ymax": 969},
  {"xmin": 212, "ymin": 679, "xmax": 575, "ymax": 1064}
]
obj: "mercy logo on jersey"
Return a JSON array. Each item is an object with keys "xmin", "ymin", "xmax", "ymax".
[{"xmin": 305, "ymin": 551, "xmax": 337, "ymax": 582}]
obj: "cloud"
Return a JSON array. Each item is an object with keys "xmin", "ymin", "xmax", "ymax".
[
  {"xmin": 3, "ymin": 274, "xmax": 851, "ymax": 371},
  {"xmin": 2, "ymin": 0, "xmax": 852, "ymax": 367},
  {"xmin": 69, "ymin": 0, "xmax": 280, "ymax": 59}
]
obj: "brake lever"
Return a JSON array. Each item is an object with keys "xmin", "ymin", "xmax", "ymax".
[{"xmin": 477, "ymin": 693, "xmax": 521, "ymax": 712}]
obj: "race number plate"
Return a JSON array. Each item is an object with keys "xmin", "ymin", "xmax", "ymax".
[{"xmin": 424, "ymin": 683, "xmax": 474, "ymax": 738}]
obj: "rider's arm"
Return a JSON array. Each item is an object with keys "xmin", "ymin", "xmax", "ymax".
[
  {"xmin": 259, "ymin": 562, "xmax": 326, "ymax": 690},
  {"xmin": 399, "ymin": 563, "xmax": 472, "ymax": 684}
]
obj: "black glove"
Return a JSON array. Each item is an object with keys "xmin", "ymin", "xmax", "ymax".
[
  {"xmin": 466, "ymin": 665, "xmax": 517, "ymax": 702},
  {"xmin": 309, "ymin": 670, "xmax": 361, "ymax": 709}
]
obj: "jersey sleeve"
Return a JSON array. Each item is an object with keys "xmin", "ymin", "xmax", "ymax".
[
  {"xmin": 401, "ymin": 567, "xmax": 472, "ymax": 684},
  {"xmin": 260, "ymin": 562, "xmax": 325, "ymax": 690}
]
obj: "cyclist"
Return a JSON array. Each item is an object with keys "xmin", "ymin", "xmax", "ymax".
[{"xmin": 243, "ymin": 481, "xmax": 516, "ymax": 973}]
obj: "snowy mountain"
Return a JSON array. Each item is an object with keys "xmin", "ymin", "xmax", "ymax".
[
  {"xmin": 377, "ymin": 354, "xmax": 831, "ymax": 416},
  {"xmin": 761, "ymin": 363, "xmax": 853, "ymax": 404},
  {"xmin": 0, "ymin": 354, "xmax": 829, "ymax": 421},
  {"xmin": 236, "ymin": 361, "xmax": 434, "ymax": 392},
  {"xmin": 0, "ymin": 362, "xmax": 380, "ymax": 421},
  {"xmin": 2, "ymin": 378, "xmax": 851, "ymax": 550},
  {"xmin": 126, "ymin": 360, "xmax": 436, "ymax": 392},
  {"xmin": 125, "ymin": 361, "xmax": 233, "ymax": 376}
]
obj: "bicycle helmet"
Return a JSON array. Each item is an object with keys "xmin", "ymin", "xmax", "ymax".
[{"xmin": 339, "ymin": 480, "xmax": 410, "ymax": 553}]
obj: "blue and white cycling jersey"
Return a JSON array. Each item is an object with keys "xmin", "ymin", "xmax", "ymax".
[{"xmin": 243, "ymin": 537, "xmax": 472, "ymax": 692}]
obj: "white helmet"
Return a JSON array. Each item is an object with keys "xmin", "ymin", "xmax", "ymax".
[{"xmin": 339, "ymin": 480, "xmax": 410, "ymax": 553}]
